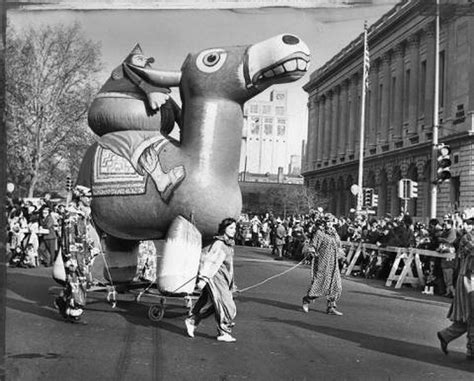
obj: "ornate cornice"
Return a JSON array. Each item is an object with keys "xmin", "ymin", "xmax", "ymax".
[{"xmin": 304, "ymin": 0, "xmax": 429, "ymax": 93}]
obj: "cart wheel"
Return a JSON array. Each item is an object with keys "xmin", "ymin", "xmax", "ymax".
[{"xmin": 148, "ymin": 304, "xmax": 165, "ymax": 322}]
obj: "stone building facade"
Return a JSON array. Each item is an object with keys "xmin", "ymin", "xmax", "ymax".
[{"xmin": 302, "ymin": 0, "xmax": 474, "ymax": 221}]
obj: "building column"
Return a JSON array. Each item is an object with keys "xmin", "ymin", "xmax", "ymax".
[
  {"xmin": 347, "ymin": 77, "xmax": 357, "ymax": 155},
  {"xmin": 380, "ymin": 52, "xmax": 391, "ymax": 145},
  {"xmin": 368, "ymin": 60, "xmax": 379, "ymax": 148},
  {"xmin": 338, "ymin": 80, "xmax": 348, "ymax": 158},
  {"xmin": 408, "ymin": 34, "xmax": 420, "ymax": 136},
  {"xmin": 424, "ymin": 24, "xmax": 436, "ymax": 131},
  {"xmin": 331, "ymin": 87, "xmax": 340, "ymax": 161},
  {"xmin": 392, "ymin": 44, "xmax": 404, "ymax": 141},
  {"xmin": 316, "ymin": 96, "xmax": 325, "ymax": 164},
  {"xmin": 323, "ymin": 91, "xmax": 333, "ymax": 164},
  {"xmin": 353, "ymin": 76, "xmax": 361, "ymax": 156},
  {"xmin": 307, "ymin": 98, "xmax": 316, "ymax": 170}
]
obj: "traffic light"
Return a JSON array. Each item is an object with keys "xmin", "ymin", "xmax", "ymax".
[
  {"xmin": 398, "ymin": 179, "xmax": 409, "ymax": 199},
  {"xmin": 372, "ymin": 193, "xmax": 379, "ymax": 207},
  {"xmin": 436, "ymin": 144, "xmax": 451, "ymax": 183},
  {"xmin": 363, "ymin": 188, "xmax": 373, "ymax": 208},
  {"xmin": 408, "ymin": 181, "xmax": 418, "ymax": 198},
  {"xmin": 66, "ymin": 176, "xmax": 72, "ymax": 192}
]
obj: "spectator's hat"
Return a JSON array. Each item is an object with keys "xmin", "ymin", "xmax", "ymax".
[
  {"xmin": 443, "ymin": 214, "xmax": 453, "ymax": 222},
  {"xmin": 324, "ymin": 213, "xmax": 335, "ymax": 222},
  {"xmin": 464, "ymin": 217, "xmax": 474, "ymax": 225}
]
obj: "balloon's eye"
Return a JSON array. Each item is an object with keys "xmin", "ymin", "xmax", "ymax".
[
  {"xmin": 204, "ymin": 53, "xmax": 219, "ymax": 66},
  {"xmin": 196, "ymin": 49, "xmax": 227, "ymax": 73}
]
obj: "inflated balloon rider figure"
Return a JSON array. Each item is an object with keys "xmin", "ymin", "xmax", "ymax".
[
  {"xmin": 54, "ymin": 186, "xmax": 101, "ymax": 323},
  {"xmin": 77, "ymin": 34, "xmax": 310, "ymax": 289},
  {"xmin": 88, "ymin": 44, "xmax": 185, "ymax": 203}
]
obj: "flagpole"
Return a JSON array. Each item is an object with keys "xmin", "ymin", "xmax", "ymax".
[
  {"xmin": 430, "ymin": 0, "xmax": 440, "ymax": 219},
  {"xmin": 357, "ymin": 21, "xmax": 369, "ymax": 212}
]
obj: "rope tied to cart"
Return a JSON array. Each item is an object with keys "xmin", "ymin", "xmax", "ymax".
[
  {"xmin": 235, "ymin": 258, "xmax": 306, "ymax": 294},
  {"xmin": 142, "ymin": 257, "xmax": 306, "ymax": 297}
]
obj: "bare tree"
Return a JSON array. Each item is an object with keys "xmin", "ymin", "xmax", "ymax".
[
  {"xmin": 262, "ymin": 184, "xmax": 328, "ymax": 217},
  {"xmin": 6, "ymin": 22, "xmax": 102, "ymax": 197}
]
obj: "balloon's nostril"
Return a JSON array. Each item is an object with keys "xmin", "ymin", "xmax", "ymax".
[{"xmin": 282, "ymin": 35, "xmax": 300, "ymax": 45}]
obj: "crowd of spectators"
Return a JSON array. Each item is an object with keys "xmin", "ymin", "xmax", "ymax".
[
  {"xmin": 7, "ymin": 189, "xmax": 467, "ymax": 299},
  {"xmin": 5, "ymin": 191, "xmax": 90, "ymax": 269},
  {"xmin": 237, "ymin": 208, "xmax": 468, "ymax": 297}
]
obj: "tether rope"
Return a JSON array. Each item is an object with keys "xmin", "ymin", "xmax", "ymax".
[
  {"xmin": 236, "ymin": 258, "xmax": 306, "ymax": 293},
  {"xmin": 143, "ymin": 258, "xmax": 306, "ymax": 297}
]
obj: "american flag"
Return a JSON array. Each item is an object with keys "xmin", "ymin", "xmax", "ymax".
[{"xmin": 363, "ymin": 21, "xmax": 370, "ymax": 90}]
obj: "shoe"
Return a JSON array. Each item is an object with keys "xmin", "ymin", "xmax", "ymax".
[
  {"xmin": 184, "ymin": 318, "xmax": 195, "ymax": 338},
  {"xmin": 437, "ymin": 332, "xmax": 448, "ymax": 355},
  {"xmin": 217, "ymin": 333, "xmax": 236, "ymax": 342},
  {"xmin": 302, "ymin": 303, "xmax": 309, "ymax": 313},
  {"xmin": 327, "ymin": 307, "xmax": 343, "ymax": 316}
]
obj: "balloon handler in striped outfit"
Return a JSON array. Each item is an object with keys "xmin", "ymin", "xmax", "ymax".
[
  {"xmin": 301, "ymin": 214, "xmax": 346, "ymax": 316},
  {"xmin": 185, "ymin": 218, "xmax": 237, "ymax": 343}
]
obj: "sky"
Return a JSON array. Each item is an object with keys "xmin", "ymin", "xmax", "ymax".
[{"xmin": 7, "ymin": 3, "xmax": 397, "ymax": 162}]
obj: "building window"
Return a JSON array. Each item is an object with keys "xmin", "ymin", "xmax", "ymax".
[
  {"xmin": 262, "ymin": 105, "xmax": 272, "ymax": 115},
  {"xmin": 277, "ymin": 118, "xmax": 286, "ymax": 136},
  {"xmin": 419, "ymin": 60, "xmax": 426, "ymax": 116},
  {"xmin": 404, "ymin": 69, "xmax": 410, "ymax": 121},
  {"xmin": 264, "ymin": 117, "xmax": 273, "ymax": 135},
  {"xmin": 250, "ymin": 116, "xmax": 260, "ymax": 135},
  {"xmin": 275, "ymin": 106, "xmax": 285, "ymax": 116},
  {"xmin": 250, "ymin": 104, "xmax": 259, "ymax": 114},
  {"xmin": 450, "ymin": 176, "xmax": 460, "ymax": 211}
]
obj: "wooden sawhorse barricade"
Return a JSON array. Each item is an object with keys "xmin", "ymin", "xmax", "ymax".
[
  {"xmin": 342, "ymin": 242, "xmax": 385, "ymax": 277},
  {"xmin": 341, "ymin": 241, "xmax": 361, "ymax": 276},
  {"xmin": 385, "ymin": 248, "xmax": 447, "ymax": 289},
  {"xmin": 385, "ymin": 248, "xmax": 424, "ymax": 289},
  {"xmin": 341, "ymin": 242, "xmax": 444, "ymax": 290}
]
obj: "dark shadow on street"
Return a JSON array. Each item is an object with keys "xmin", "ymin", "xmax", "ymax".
[
  {"xmin": 344, "ymin": 276, "xmax": 453, "ymax": 304},
  {"xmin": 235, "ymin": 295, "xmax": 326, "ymax": 315},
  {"xmin": 348, "ymin": 290, "xmax": 450, "ymax": 307},
  {"xmin": 7, "ymin": 268, "xmax": 194, "ymax": 330},
  {"xmin": 6, "ymin": 269, "xmax": 68, "ymax": 323},
  {"xmin": 264, "ymin": 317, "xmax": 474, "ymax": 372}
]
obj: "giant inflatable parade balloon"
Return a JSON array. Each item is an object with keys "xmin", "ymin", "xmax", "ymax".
[{"xmin": 77, "ymin": 34, "xmax": 310, "ymax": 283}]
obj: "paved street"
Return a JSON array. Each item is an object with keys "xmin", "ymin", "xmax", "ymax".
[{"xmin": 5, "ymin": 245, "xmax": 474, "ymax": 380}]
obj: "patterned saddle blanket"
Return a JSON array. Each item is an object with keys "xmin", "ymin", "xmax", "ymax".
[{"xmin": 92, "ymin": 145, "xmax": 147, "ymax": 196}]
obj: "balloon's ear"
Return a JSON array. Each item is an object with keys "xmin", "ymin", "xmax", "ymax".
[{"xmin": 129, "ymin": 66, "xmax": 182, "ymax": 88}]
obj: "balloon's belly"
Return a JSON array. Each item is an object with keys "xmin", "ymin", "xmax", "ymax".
[{"xmin": 91, "ymin": 177, "xmax": 242, "ymax": 241}]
